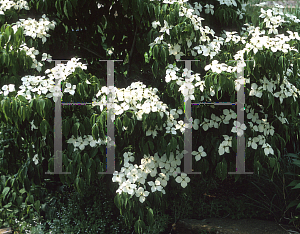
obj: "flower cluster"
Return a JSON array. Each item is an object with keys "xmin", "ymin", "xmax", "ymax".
[
  {"xmin": 112, "ymin": 149, "xmax": 190, "ymax": 203},
  {"xmin": 249, "ymin": 75, "xmax": 300, "ymax": 103},
  {"xmin": 12, "ymin": 58, "xmax": 87, "ymax": 102},
  {"xmin": 0, "ymin": 0, "xmax": 29, "ymax": 14},
  {"xmin": 259, "ymin": 7, "xmax": 285, "ymax": 35},
  {"xmin": 67, "ymin": 135, "xmax": 115, "ymax": 151},
  {"xmin": 11, "ymin": 14, "xmax": 57, "ymax": 43}
]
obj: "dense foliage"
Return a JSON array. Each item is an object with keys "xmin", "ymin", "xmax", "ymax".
[{"xmin": 1, "ymin": 0, "xmax": 300, "ymax": 233}]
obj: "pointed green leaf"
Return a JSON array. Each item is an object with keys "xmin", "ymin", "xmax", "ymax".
[
  {"xmin": 2, "ymin": 187, "xmax": 10, "ymax": 200},
  {"xmin": 72, "ymin": 122, "xmax": 80, "ymax": 138},
  {"xmin": 92, "ymin": 124, "xmax": 99, "ymax": 140},
  {"xmin": 62, "ymin": 119, "xmax": 70, "ymax": 138},
  {"xmin": 123, "ymin": 114, "xmax": 130, "ymax": 127},
  {"xmin": 34, "ymin": 200, "xmax": 40, "ymax": 212},
  {"xmin": 116, "ymin": 117, "xmax": 122, "ymax": 134},
  {"xmin": 63, "ymin": 1, "xmax": 69, "ymax": 19},
  {"xmin": 147, "ymin": 208, "xmax": 154, "ymax": 226},
  {"xmin": 37, "ymin": 99, "xmax": 45, "ymax": 118},
  {"xmin": 160, "ymin": 46, "xmax": 166, "ymax": 63},
  {"xmin": 148, "ymin": 141, "xmax": 154, "ymax": 152},
  {"xmin": 40, "ymin": 119, "xmax": 50, "ymax": 136}
]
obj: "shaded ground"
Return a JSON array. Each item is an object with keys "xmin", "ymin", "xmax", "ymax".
[{"xmin": 174, "ymin": 218, "xmax": 300, "ymax": 234}]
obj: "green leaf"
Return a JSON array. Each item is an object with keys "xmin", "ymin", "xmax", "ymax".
[
  {"xmin": 17, "ymin": 106, "xmax": 24, "ymax": 122},
  {"xmin": 153, "ymin": 44, "xmax": 159, "ymax": 60},
  {"xmin": 2, "ymin": 187, "xmax": 10, "ymax": 200},
  {"xmin": 37, "ymin": 99, "xmax": 45, "ymax": 118},
  {"xmin": 90, "ymin": 114, "xmax": 97, "ymax": 126},
  {"xmin": 170, "ymin": 137, "xmax": 177, "ymax": 152},
  {"xmin": 16, "ymin": 196, "xmax": 23, "ymax": 206},
  {"xmin": 79, "ymin": 122, "xmax": 85, "ymax": 136},
  {"xmin": 152, "ymin": 60, "xmax": 159, "ymax": 78},
  {"xmin": 148, "ymin": 141, "xmax": 154, "ymax": 152},
  {"xmin": 66, "ymin": 0, "xmax": 72, "ymax": 17},
  {"xmin": 286, "ymin": 200, "xmax": 300, "ymax": 210},
  {"xmin": 147, "ymin": 208, "xmax": 154, "ymax": 226},
  {"xmin": 34, "ymin": 200, "xmax": 40, "ymax": 212},
  {"xmin": 18, "ymin": 95, "xmax": 28, "ymax": 103},
  {"xmin": 12, "ymin": 98, "xmax": 18, "ymax": 114},
  {"xmin": 160, "ymin": 46, "xmax": 166, "ymax": 63},
  {"xmin": 92, "ymin": 124, "xmax": 99, "ymax": 140},
  {"xmin": 137, "ymin": 0, "xmax": 144, "ymax": 16},
  {"xmin": 63, "ymin": 0, "xmax": 69, "ymax": 19},
  {"xmin": 114, "ymin": 194, "xmax": 121, "ymax": 210},
  {"xmin": 134, "ymin": 219, "xmax": 146, "ymax": 234},
  {"xmin": 162, "ymin": 4, "xmax": 168, "ymax": 15},
  {"xmin": 55, "ymin": 0, "xmax": 62, "ymax": 14},
  {"xmin": 123, "ymin": 114, "xmax": 130, "ymax": 127},
  {"xmin": 167, "ymin": 143, "xmax": 172, "ymax": 158},
  {"xmin": 269, "ymin": 157, "xmax": 276, "ymax": 168},
  {"xmin": 62, "ymin": 119, "xmax": 70, "ymax": 138},
  {"xmin": 3, "ymin": 202, "xmax": 12, "ymax": 209},
  {"xmin": 72, "ymin": 122, "xmax": 80, "ymax": 138},
  {"xmin": 215, "ymin": 159, "xmax": 227, "ymax": 181},
  {"xmin": 292, "ymin": 183, "xmax": 300, "ymax": 189},
  {"xmin": 144, "ymin": 138, "xmax": 149, "ymax": 156},
  {"xmin": 116, "ymin": 117, "xmax": 122, "ymax": 134},
  {"xmin": 3, "ymin": 99, "xmax": 11, "ymax": 122},
  {"xmin": 155, "ymin": 4, "xmax": 161, "ymax": 19},
  {"xmin": 287, "ymin": 180, "xmax": 300, "ymax": 187},
  {"xmin": 40, "ymin": 119, "xmax": 50, "ymax": 137},
  {"xmin": 28, "ymin": 194, "xmax": 34, "ymax": 204},
  {"xmin": 83, "ymin": 117, "xmax": 91, "ymax": 135}
]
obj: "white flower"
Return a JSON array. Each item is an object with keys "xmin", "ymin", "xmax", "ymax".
[
  {"xmin": 112, "ymin": 171, "xmax": 125, "ymax": 184},
  {"xmin": 147, "ymin": 181, "xmax": 163, "ymax": 193},
  {"xmin": 262, "ymin": 143, "xmax": 274, "ymax": 156},
  {"xmin": 152, "ymin": 21, "xmax": 161, "ymax": 29},
  {"xmin": 231, "ymin": 120, "xmax": 247, "ymax": 137},
  {"xmin": 175, "ymin": 173, "xmax": 190, "ymax": 188},
  {"xmin": 33, "ymin": 154, "xmax": 39, "ymax": 165},
  {"xmin": 191, "ymin": 146, "xmax": 207, "ymax": 161},
  {"xmin": 204, "ymin": 4, "xmax": 214, "ymax": 15},
  {"xmin": 2, "ymin": 84, "xmax": 15, "ymax": 96},
  {"xmin": 122, "ymin": 180, "xmax": 137, "ymax": 195},
  {"xmin": 192, "ymin": 119, "xmax": 200, "ymax": 130},
  {"xmin": 135, "ymin": 187, "xmax": 150, "ymax": 203},
  {"xmin": 159, "ymin": 20, "xmax": 173, "ymax": 35},
  {"xmin": 30, "ymin": 120, "xmax": 38, "ymax": 131}
]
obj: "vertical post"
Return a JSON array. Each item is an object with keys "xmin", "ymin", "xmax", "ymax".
[
  {"xmin": 97, "ymin": 60, "xmax": 123, "ymax": 174},
  {"xmin": 176, "ymin": 59, "xmax": 202, "ymax": 175},
  {"xmin": 228, "ymin": 60, "xmax": 253, "ymax": 175},
  {"xmin": 46, "ymin": 60, "xmax": 70, "ymax": 175}
]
